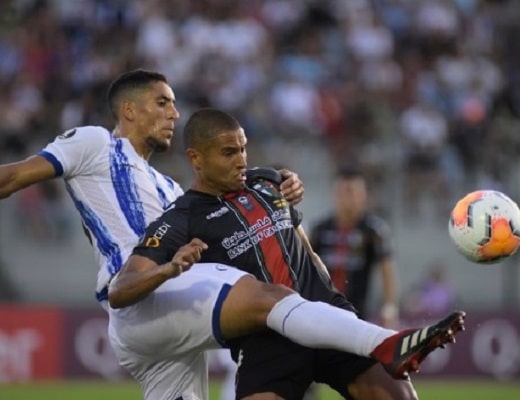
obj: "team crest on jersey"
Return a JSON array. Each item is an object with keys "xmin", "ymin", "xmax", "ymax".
[
  {"xmin": 58, "ymin": 128, "xmax": 77, "ymax": 139},
  {"xmin": 238, "ymin": 196, "xmax": 253, "ymax": 211}
]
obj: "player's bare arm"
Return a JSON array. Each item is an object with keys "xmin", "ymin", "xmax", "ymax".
[
  {"xmin": 295, "ymin": 225, "xmax": 331, "ymax": 279},
  {"xmin": 0, "ymin": 155, "xmax": 56, "ymax": 199},
  {"xmin": 108, "ymin": 238, "xmax": 208, "ymax": 309},
  {"xmin": 278, "ymin": 168, "xmax": 304, "ymax": 205},
  {"xmin": 379, "ymin": 257, "xmax": 399, "ymax": 327}
]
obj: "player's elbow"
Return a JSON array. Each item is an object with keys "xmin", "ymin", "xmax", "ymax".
[
  {"xmin": 0, "ymin": 179, "xmax": 16, "ymax": 199},
  {"xmin": 0, "ymin": 166, "xmax": 22, "ymax": 199},
  {"xmin": 108, "ymin": 279, "xmax": 145, "ymax": 309},
  {"xmin": 108, "ymin": 289, "xmax": 124, "ymax": 309},
  {"xmin": 107, "ymin": 281, "xmax": 129, "ymax": 309}
]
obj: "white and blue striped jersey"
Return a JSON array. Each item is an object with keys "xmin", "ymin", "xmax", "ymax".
[{"xmin": 38, "ymin": 126, "xmax": 184, "ymax": 304}]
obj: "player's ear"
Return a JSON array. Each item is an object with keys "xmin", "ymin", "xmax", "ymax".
[
  {"xmin": 121, "ymin": 100, "xmax": 136, "ymax": 121},
  {"xmin": 186, "ymin": 148, "xmax": 202, "ymax": 170}
]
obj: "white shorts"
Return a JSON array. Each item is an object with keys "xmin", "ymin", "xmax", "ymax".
[{"xmin": 108, "ymin": 263, "xmax": 249, "ymax": 400}]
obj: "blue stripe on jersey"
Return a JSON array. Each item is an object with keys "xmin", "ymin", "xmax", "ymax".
[
  {"xmin": 164, "ymin": 175, "xmax": 176, "ymax": 190},
  {"xmin": 38, "ymin": 150, "xmax": 64, "ymax": 176},
  {"xmin": 212, "ymin": 282, "xmax": 233, "ymax": 347},
  {"xmin": 65, "ymin": 182, "xmax": 123, "ymax": 275},
  {"xmin": 96, "ymin": 286, "xmax": 108, "ymax": 302},
  {"xmin": 146, "ymin": 166, "xmax": 170, "ymax": 209},
  {"xmin": 110, "ymin": 139, "xmax": 146, "ymax": 236}
]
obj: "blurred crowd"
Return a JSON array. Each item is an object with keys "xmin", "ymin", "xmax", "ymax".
[{"xmin": 1, "ymin": 0, "xmax": 520, "ymax": 222}]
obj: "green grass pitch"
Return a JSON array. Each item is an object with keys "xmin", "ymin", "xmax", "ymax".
[{"xmin": 1, "ymin": 379, "xmax": 519, "ymax": 400}]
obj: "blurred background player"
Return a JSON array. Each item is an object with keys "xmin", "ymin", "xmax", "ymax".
[{"xmin": 310, "ymin": 165, "xmax": 399, "ymax": 328}]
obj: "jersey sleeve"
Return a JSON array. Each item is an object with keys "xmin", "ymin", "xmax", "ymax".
[
  {"xmin": 246, "ymin": 167, "xmax": 282, "ymax": 186},
  {"xmin": 37, "ymin": 126, "xmax": 110, "ymax": 178},
  {"xmin": 132, "ymin": 206, "xmax": 191, "ymax": 265},
  {"xmin": 249, "ymin": 179, "xmax": 302, "ymax": 228}
]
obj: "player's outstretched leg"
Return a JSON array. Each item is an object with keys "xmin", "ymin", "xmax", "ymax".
[{"xmin": 370, "ymin": 311, "xmax": 466, "ymax": 379}]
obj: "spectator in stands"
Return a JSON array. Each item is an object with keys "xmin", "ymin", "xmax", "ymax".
[
  {"xmin": 0, "ymin": 0, "xmax": 515, "ymax": 235},
  {"xmin": 399, "ymin": 96, "xmax": 450, "ymax": 216},
  {"xmin": 403, "ymin": 261, "xmax": 456, "ymax": 319}
]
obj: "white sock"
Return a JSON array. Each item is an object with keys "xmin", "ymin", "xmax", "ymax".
[{"xmin": 266, "ymin": 293, "xmax": 397, "ymax": 357}]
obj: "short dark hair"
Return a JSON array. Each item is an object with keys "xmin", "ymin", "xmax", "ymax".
[
  {"xmin": 183, "ymin": 108, "xmax": 241, "ymax": 150},
  {"xmin": 336, "ymin": 164, "xmax": 365, "ymax": 180},
  {"xmin": 106, "ymin": 69, "xmax": 168, "ymax": 120}
]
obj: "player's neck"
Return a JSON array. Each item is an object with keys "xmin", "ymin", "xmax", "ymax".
[
  {"xmin": 336, "ymin": 211, "xmax": 361, "ymax": 228},
  {"xmin": 191, "ymin": 179, "xmax": 224, "ymax": 197},
  {"xmin": 113, "ymin": 126, "xmax": 153, "ymax": 160},
  {"xmin": 132, "ymin": 139, "xmax": 153, "ymax": 160},
  {"xmin": 127, "ymin": 137, "xmax": 153, "ymax": 160}
]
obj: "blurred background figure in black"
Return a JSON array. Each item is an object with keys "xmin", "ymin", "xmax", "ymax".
[{"xmin": 310, "ymin": 165, "xmax": 400, "ymax": 329}]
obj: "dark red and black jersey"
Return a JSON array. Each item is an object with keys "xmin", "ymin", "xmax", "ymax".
[
  {"xmin": 133, "ymin": 181, "xmax": 348, "ymax": 307},
  {"xmin": 309, "ymin": 213, "xmax": 393, "ymax": 317}
]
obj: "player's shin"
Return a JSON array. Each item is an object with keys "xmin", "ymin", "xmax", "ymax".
[{"xmin": 265, "ymin": 293, "xmax": 395, "ymax": 356}]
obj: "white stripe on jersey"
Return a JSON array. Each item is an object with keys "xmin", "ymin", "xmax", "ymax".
[{"xmin": 40, "ymin": 126, "xmax": 183, "ymax": 302}]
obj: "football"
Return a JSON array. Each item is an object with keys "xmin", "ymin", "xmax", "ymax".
[{"xmin": 448, "ymin": 190, "xmax": 520, "ymax": 263}]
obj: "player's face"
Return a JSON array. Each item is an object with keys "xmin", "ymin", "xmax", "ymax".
[
  {"xmin": 135, "ymin": 81, "xmax": 179, "ymax": 152},
  {"xmin": 334, "ymin": 177, "xmax": 367, "ymax": 215},
  {"xmin": 200, "ymin": 129, "xmax": 248, "ymax": 195}
]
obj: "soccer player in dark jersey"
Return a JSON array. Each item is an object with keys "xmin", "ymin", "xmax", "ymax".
[
  {"xmin": 114, "ymin": 108, "xmax": 465, "ymax": 400},
  {"xmin": 310, "ymin": 166, "xmax": 399, "ymax": 327}
]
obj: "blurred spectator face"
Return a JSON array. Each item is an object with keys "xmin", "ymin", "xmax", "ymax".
[{"xmin": 333, "ymin": 176, "xmax": 367, "ymax": 220}]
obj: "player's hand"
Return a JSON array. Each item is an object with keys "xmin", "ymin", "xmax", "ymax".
[
  {"xmin": 168, "ymin": 238, "xmax": 208, "ymax": 278},
  {"xmin": 278, "ymin": 168, "xmax": 304, "ymax": 205}
]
